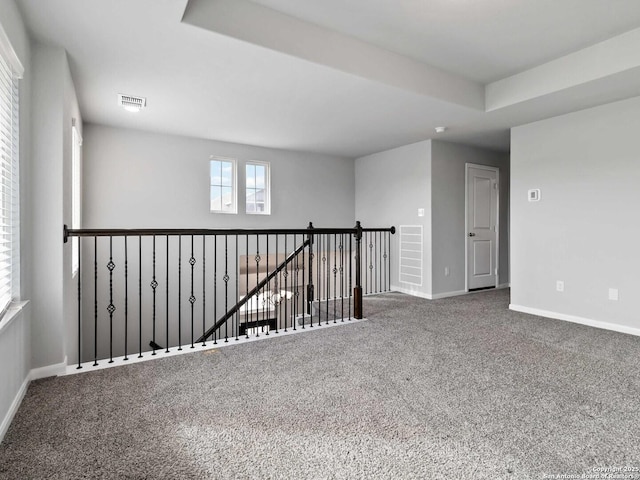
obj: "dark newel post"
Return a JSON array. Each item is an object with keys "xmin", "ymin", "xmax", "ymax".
[
  {"xmin": 306, "ymin": 222, "xmax": 315, "ymax": 314},
  {"xmin": 354, "ymin": 221, "xmax": 363, "ymax": 319}
]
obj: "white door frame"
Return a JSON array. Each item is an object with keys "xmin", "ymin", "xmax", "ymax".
[{"xmin": 464, "ymin": 163, "xmax": 500, "ymax": 291}]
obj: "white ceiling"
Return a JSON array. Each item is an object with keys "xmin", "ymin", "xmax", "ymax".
[
  {"xmin": 16, "ymin": 0, "xmax": 640, "ymax": 158},
  {"xmin": 251, "ymin": 0, "xmax": 640, "ymax": 83}
]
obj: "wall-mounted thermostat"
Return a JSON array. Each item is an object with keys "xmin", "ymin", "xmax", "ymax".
[{"xmin": 528, "ymin": 189, "xmax": 541, "ymax": 202}]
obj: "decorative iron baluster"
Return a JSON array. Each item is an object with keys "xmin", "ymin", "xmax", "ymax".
[
  {"xmin": 387, "ymin": 231, "xmax": 391, "ymax": 291},
  {"xmin": 369, "ymin": 233, "xmax": 375, "ymax": 295},
  {"xmin": 283, "ymin": 235, "xmax": 288, "ymax": 332},
  {"xmin": 293, "ymin": 234, "xmax": 298, "ymax": 331},
  {"xmin": 77, "ymin": 237, "xmax": 82, "ymax": 369},
  {"xmin": 213, "ymin": 235, "xmax": 218, "ymax": 345},
  {"xmin": 93, "ymin": 237, "xmax": 98, "ymax": 366},
  {"xmin": 189, "ymin": 235, "xmax": 196, "ymax": 348},
  {"xmin": 178, "ymin": 236, "xmax": 182, "ymax": 351},
  {"xmin": 377, "ymin": 231, "xmax": 381, "ymax": 293},
  {"xmin": 325, "ymin": 234, "xmax": 330, "ymax": 325},
  {"xmin": 317, "ymin": 232, "xmax": 321, "ymax": 325},
  {"xmin": 235, "ymin": 235, "xmax": 239, "ymax": 341},
  {"xmin": 333, "ymin": 233, "xmax": 337, "ymax": 323},
  {"xmin": 254, "ymin": 234, "xmax": 260, "ymax": 338},
  {"xmin": 224, "ymin": 235, "xmax": 229, "ymax": 343},
  {"xmin": 166, "ymin": 235, "xmax": 170, "ymax": 353},
  {"xmin": 245, "ymin": 234, "xmax": 249, "ymax": 339},
  {"xmin": 340, "ymin": 234, "xmax": 344, "ymax": 322},
  {"xmin": 274, "ymin": 235, "xmax": 279, "ymax": 334},
  {"xmin": 364, "ymin": 231, "xmax": 368, "ymax": 295},
  {"xmin": 202, "ymin": 235, "xmax": 206, "ymax": 347},
  {"xmin": 107, "ymin": 236, "xmax": 115, "ymax": 363},
  {"xmin": 138, "ymin": 235, "xmax": 142, "ymax": 358},
  {"xmin": 265, "ymin": 235, "xmax": 270, "ymax": 336},
  {"xmin": 124, "ymin": 237, "xmax": 128, "ymax": 361},
  {"xmin": 151, "ymin": 236, "xmax": 157, "ymax": 355},
  {"xmin": 368, "ymin": 232, "xmax": 372, "ymax": 294},
  {"xmin": 301, "ymin": 234, "xmax": 305, "ymax": 330},
  {"xmin": 348, "ymin": 233, "xmax": 353, "ymax": 320}
]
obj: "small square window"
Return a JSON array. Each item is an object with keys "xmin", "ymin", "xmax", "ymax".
[
  {"xmin": 246, "ymin": 161, "xmax": 270, "ymax": 215},
  {"xmin": 210, "ymin": 157, "xmax": 237, "ymax": 214}
]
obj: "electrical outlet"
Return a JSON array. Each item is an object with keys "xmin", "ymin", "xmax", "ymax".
[
  {"xmin": 444, "ymin": 267, "xmax": 449, "ymax": 276},
  {"xmin": 556, "ymin": 281, "xmax": 564, "ymax": 292},
  {"xmin": 608, "ymin": 288, "xmax": 619, "ymax": 301}
]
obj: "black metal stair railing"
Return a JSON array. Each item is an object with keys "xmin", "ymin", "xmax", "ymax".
[
  {"xmin": 195, "ymin": 237, "xmax": 310, "ymax": 344},
  {"xmin": 63, "ymin": 222, "xmax": 395, "ymax": 369}
]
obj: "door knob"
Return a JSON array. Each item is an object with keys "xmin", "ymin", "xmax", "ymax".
[{"xmin": 468, "ymin": 232, "xmax": 476, "ymax": 237}]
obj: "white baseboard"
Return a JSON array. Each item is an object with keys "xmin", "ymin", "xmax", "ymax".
[
  {"xmin": 509, "ymin": 304, "xmax": 640, "ymax": 338},
  {"xmin": 30, "ymin": 356, "xmax": 67, "ymax": 381},
  {"xmin": 0, "ymin": 375, "xmax": 29, "ymax": 443},
  {"xmin": 392, "ymin": 284, "xmax": 510, "ymax": 300},
  {"xmin": 390, "ymin": 285, "xmax": 433, "ymax": 299},
  {"xmin": 429, "ymin": 290, "xmax": 468, "ymax": 300}
]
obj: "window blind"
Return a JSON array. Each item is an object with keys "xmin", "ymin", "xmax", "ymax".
[{"xmin": 0, "ymin": 44, "xmax": 19, "ymax": 314}]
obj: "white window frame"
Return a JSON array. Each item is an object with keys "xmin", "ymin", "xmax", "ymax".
[
  {"xmin": 71, "ymin": 120, "xmax": 82, "ymax": 275},
  {"xmin": 209, "ymin": 156, "xmax": 237, "ymax": 214},
  {"xmin": 245, "ymin": 160, "xmax": 270, "ymax": 215},
  {"xmin": 0, "ymin": 21, "xmax": 23, "ymax": 317}
]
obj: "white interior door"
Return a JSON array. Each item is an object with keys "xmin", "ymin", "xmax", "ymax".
[{"xmin": 466, "ymin": 164, "xmax": 498, "ymax": 290}]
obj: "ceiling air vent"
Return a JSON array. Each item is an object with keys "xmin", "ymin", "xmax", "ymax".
[{"xmin": 118, "ymin": 93, "xmax": 146, "ymax": 113}]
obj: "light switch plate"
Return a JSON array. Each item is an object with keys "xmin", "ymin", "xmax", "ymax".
[{"xmin": 528, "ymin": 189, "xmax": 541, "ymax": 202}]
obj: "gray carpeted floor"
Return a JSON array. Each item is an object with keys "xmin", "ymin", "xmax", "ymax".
[{"xmin": 2, "ymin": 290, "xmax": 640, "ymax": 479}]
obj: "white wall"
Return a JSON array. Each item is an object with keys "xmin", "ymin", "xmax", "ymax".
[
  {"xmin": 0, "ymin": 0, "xmax": 31, "ymax": 442},
  {"xmin": 62, "ymin": 54, "xmax": 83, "ymax": 368},
  {"xmin": 355, "ymin": 140, "xmax": 432, "ymax": 296},
  {"xmin": 431, "ymin": 141, "xmax": 510, "ymax": 296},
  {"xmin": 31, "ymin": 44, "xmax": 82, "ymax": 369},
  {"xmin": 511, "ymin": 95, "xmax": 640, "ymax": 333},
  {"xmin": 355, "ymin": 139, "xmax": 509, "ymax": 299},
  {"xmin": 83, "ymin": 124, "xmax": 355, "ymax": 229}
]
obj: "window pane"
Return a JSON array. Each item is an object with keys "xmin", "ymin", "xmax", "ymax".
[
  {"xmin": 246, "ymin": 187, "xmax": 255, "ymax": 212},
  {"xmin": 210, "ymin": 161, "xmax": 221, "ymax": 184},
  {"xmin": 220, "ymin": 186, "xmax": 233, "ymax": 211},
  {"xmin": 211, "ymin": 160, "xmax": 222, "ymax": 181},
  {"xmin": 210, "ymin": 158, "xmax": 236, "ymax": 213},
  {"xmin": 255, "ymin": 165, "xmax": 265, "ymax": 188},
  {"xmin": 221, "ymin": 162, "xmax": 233, "ymax": 187},
  {"xmin": 210, "ymin": 186, "xmax": 223, "ymax": 211},
  {"xmin": 246, "ymin": 164, "xmax": 255, "ymax": 189},
  {"xmin": 245, "ymin": 162, "xmax": 269, "ymax": 215},
  {"xmin": 71, "ymin": 125, "xmax": 81, "ymax": 274}
]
